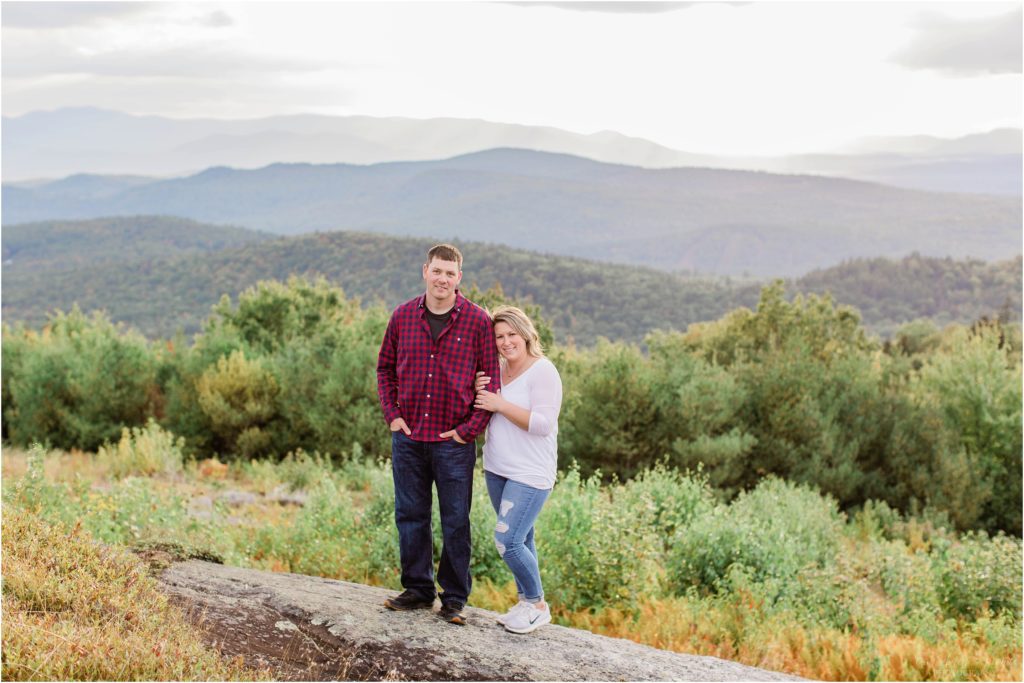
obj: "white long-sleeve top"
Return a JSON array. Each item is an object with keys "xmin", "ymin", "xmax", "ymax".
[{"xmin": 483, "ymin": 357, "xmax": 562, "ymax": 489}]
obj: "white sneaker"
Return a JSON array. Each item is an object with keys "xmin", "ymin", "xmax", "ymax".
[
  {"xmin": 496, "ymin": 601, "xmax": 528, "ymax": 625},
  {"xmin": 503, "ymin": 601, "xmax": 551, "ymax": 634}
]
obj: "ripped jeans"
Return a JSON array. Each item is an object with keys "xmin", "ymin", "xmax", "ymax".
[{"xmin": 484, "ymin": 470, "xmax": 551, "ymax": 603}]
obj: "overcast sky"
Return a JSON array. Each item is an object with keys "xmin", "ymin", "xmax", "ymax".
[{"xmin": 2, "ymin": 1, "xmax": 1021, "ymax": 155}]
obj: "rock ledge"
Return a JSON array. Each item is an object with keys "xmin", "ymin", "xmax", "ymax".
[{"xmin": 158, "ymin": 560, "xmax": 805, "ymax": 681}]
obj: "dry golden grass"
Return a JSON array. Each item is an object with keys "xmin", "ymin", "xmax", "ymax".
[
  {"xmin": 3, "ymin": 446, "xmax": 106, "ymax": 484},
  {"xmin": 1, "ymin": 506, "xmax": 270, "ymax": 681},
  {"xmin": 558, "ymin": 595, "xmax": 1022, "ymax": 682},
  {"xmin": 4, "ymin": 446, "xmax": 1020, "ymax": 682}
]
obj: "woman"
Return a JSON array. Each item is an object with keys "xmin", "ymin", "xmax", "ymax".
[{"xmin": 474, "ymin": 305, "xmax": 562, "ymax": 634}]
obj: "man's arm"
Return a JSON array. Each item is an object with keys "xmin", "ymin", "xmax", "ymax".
[
  {"xmin": 452, "ymin": 314, "xmax": 501, "ymax": 442},
  {"xmin": 376, "ymin": 312, "xmax": 403, "ymax": 426}
]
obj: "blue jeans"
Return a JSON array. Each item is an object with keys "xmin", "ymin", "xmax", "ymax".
[
  {"xmin": 391, "ymin": 431, "xmax": 476, "ymax": 606},
  {"xmin": 484, "ymin": 470, "xmax": 551, "ymax": 602}
]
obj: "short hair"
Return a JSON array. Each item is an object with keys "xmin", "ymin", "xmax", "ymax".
[
  {"xmin": 426, "ymin": 244, "xmax": 463, "ymax": 271},
  {"xmin": 491, "ymin": 305, "xmax": 544, "ymax": 359}
]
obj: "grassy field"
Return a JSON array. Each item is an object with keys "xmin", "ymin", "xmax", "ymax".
[
  {"xmin": 1, "ymin": 505, "xmax": 266, "ymax": 681},
  {"xmin": 2, "ymin": 436, "xmax": 1021, "ymax": 681}
]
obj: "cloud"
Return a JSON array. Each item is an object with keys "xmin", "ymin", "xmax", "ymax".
[
  {"xmin": 892, "ymin": 7, "xmax": 1022, "ymax": 76},
  {"xmin": 2, "ymin": 75, "xmax": 354, "ymax": 119},
  {"xmin": 506, "ymin": 2, "xmax": 699, "ymax": 14},
  {"xmin": 2, "ymin": 39, "xmax": 327, "ymax": 81},
  {"xmin": 2, "ymin": 2, "xmax": 156, "ymax": 29},
  {"xmin": 198, "ymin": 10, "xmax": 234, "ymax": 28}
]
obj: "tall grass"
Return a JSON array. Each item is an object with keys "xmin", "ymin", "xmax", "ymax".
[
  {"xmin": 1, "ymin": 504, "xmax": 266, "ymax": 681},
  {"xmin": 3, "ymin": 434, "xmax": 1021, "ymax": 682}
]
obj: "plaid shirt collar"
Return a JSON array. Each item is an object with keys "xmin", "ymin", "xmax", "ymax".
[{"xmin": 415, "ymin": 289, "xmax": 467, "ymax": 319}]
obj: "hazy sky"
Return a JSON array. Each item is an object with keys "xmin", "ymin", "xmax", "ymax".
[{"xmin": 2, "ymin": 1, "xmax": 1021, "ymax": 155}]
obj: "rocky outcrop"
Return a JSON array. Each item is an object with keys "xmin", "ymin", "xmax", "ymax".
[{"xmin": 157, "ymin": 560, "xmax": 804, "ymax": 681}]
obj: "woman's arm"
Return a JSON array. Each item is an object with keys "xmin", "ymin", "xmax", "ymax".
[
  {"xmin": 525, "ymin": 361, "xmax": 562, "ymax": 437},
  {"xmin": 474, "ymin": 361, "xmax": 562, "ymax": 435},
  {"xmin": 474, "ymin": 389, "xmax": 532, "ymax": 431}
]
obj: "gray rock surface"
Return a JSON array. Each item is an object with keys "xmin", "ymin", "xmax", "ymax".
[
  {"xmin": 267, "ymin": 484, "xmax": 309, "ymax": 506},
  {"xmin": 186, "ymin": 495, "xmax": 214, "ymax": 520},
  {"xmin": 158, "ymin": 560, "xmax": 805, "ymax": 681},
  {"xmin": 217, "ymin": 490, "xmax": 260, "ymax": 506}
]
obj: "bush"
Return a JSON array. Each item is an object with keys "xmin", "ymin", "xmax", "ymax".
[
  {"xmin": 934, "ymin": 532, "xmax": 1023, "ymax": 621},
  {"xmin": 646, "ymin": 332, "xmax": 756, "ymax": 494},
  {"xmin": 332, "ymin": 457, "xmax": 400, "ymax": 586},
  {"xmin": 97, "ymin": 420, "xmax": 185, "ymax": 480},
  {"xmin": 275, "ymin": 305, "xmax": 390, "ymax": 460},
  {"xmin": 162, "ymin": 277, "xmax": 392, "ymax": 461},
  {"xmin": 3, "ymin": 309, "xmax": 159, "ymax": 451},
  {"xmin": 557, "ymin": 342, "xmax": 659, "ymax": 480},
  {"xmin": 670, "ymin": 477, "xmax": 844, "ymax": 597},
  {"xmin": 539, "ymin": 467, "xmax": 662, "ymax": 611},
  {"xmin": 275, "ymin": 477, "xmax": 358, "ymax": 577},
  {"xmin": 616, "ymin": 463, "xmax": 714, "ymax": 545},
  {"xmin": 733, "ymin": 341, "xmax": 889, "ymax": 507},
  {"xmin": 195, "ymin": 350, "xmax": 280, "ymax": 458},
  {"xmin": 914, "ymin": 327, "xmax": 1022, "ymax": 534},
  {"xmin": 876, "ymin": 540, "xmax": 943, "ymax": 622}
]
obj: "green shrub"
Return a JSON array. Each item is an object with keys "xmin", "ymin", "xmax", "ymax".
[
  {"xmin": 275, "ymin": 305, "xmax": 390, "ymax": 460},
  {"xmin": 914, "ymin": 326, "xmax": 1022, "ymax": 534},
  {"xmin": 732, "ymin": 342, "xmax": 889, "ymax": 507},
  {"xmin": 876, "ymin": 541, "xmax": 943, "ymax": 621},
  {"xmin": 4, "ymin": 309, "xmax": 159, "ymax": 451},
  {"xmin": 539, "ymin": 467, "xmax": 662, "ymax": 611},
  {"xmin": 163, "ymin": 277, "xmax": 392, "ymax": 461},
  {"xmin": 670, "ymin": 477, "xmax": 844, "ymax": 597},
  {"xmin": 645, "ymin": 332, "xmax": 756, "ymax": 494},
  {"xmin": 3, "ymin": 444, "xmax": 66, "ymax": 516},
  {"xmin": 557, "ymin": 342, "xmax": 659, "ymax": 480},
  {"xmin": 343, "ymin": 459, "xmax": 401, "ymax": 586},
  {"xmin": 616, "ymin": 463, "xmax": 714, "ymax": 545},
  {"xmin": 195, "ymin": 350, "xmax": 280, "ymax": 458},
  {"xmin": 278, "ymin": 477, "xmax": 358, "ymax": 577},
  {"xmin": 97, "ymin": 420, "xmax": 185, "ymax": 480},
  {"xmin": 934, "ymin": 532, "xmax": 1023, "ymax": 621}
]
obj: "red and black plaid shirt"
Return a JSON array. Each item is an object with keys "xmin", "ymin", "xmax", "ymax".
[{"xmin": 377, "ymin": 290, "xmax": 501, "ymax": 443}]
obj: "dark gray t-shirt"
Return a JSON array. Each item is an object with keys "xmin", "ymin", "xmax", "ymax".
[{"xmin": 425, "ymin": 307, "xmax": 453, "ymax": 343}]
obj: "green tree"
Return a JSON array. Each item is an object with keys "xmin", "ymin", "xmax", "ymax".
[
  {"xmin": 3, "ymin": 308, "xmax": 159, "ymax": 451},
  {"xmin": 914, "ymin": 325, "xmax": 1022, "ymax": 534}
]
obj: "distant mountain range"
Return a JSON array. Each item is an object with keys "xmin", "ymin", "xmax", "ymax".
[
  {"xmin": 3, "ymin": 148, "xmax": 1018, "ymax": 277},
  {"xmin": 2, "ymin": 217, "xmax": 1019, "ymax": 343},
  {"xmin": 3, "ymin": 107, "xmax": 1020, "ymax": 195}
]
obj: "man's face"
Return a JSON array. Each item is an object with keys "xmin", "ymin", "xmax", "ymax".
[{"xmin": 422, "ymin": 257, "xmax": 462, "ymax": 305}]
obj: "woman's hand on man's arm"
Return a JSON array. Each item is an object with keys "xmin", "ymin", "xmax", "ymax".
[
  {"xmin": 474, "ymin": 389, "xmax": 504, "ymax": 413},
  {"xmin": 474, "ymin": 370, "xmax": 491, "ymax": 392}
]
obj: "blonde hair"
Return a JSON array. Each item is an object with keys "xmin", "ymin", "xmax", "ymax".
[{"xmin": 491, "ymin": 305, "xmax": 544, "ymax": 359}]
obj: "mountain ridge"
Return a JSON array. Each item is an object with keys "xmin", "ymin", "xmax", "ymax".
[
  {"xmin": 4, "ymin": 107, "xmax": 1018, "ymax": 195},
  {"xmin": 4, "ymin": 148, "xmax": 1018, "ymax": 277}
]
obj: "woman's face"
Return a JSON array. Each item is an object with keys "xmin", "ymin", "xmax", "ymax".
[{"xmin": 494, "ymin": 321, "xmax": 526, "ymax": 363}]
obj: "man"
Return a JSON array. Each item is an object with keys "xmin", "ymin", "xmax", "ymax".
[{"xmin": 376, "ymin": 244, "xmax": 501, "ymax": 625}]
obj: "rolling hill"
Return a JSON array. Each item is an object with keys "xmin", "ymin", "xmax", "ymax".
[
  {"xmin": 3, "ymin": 149, "xmax": 1019, "ymax": 277},
  {"xmin": 2, "ymin": 217, "xmax": 1018, "ymax": 343}
]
